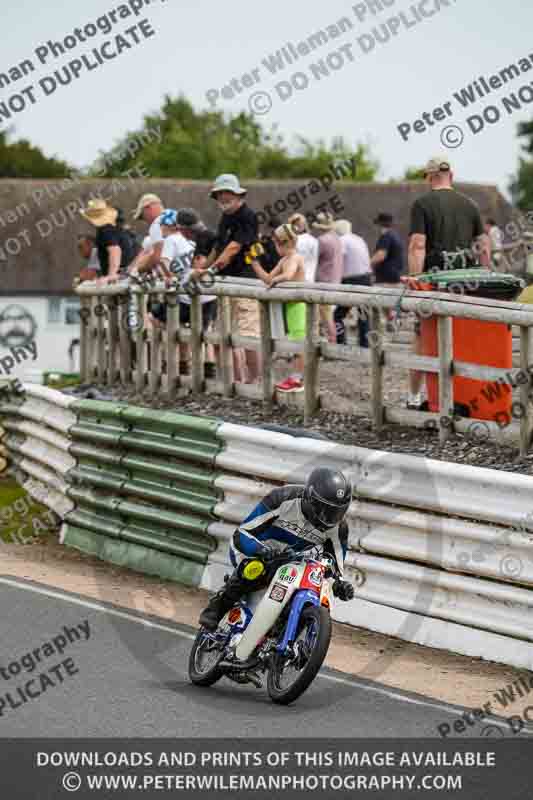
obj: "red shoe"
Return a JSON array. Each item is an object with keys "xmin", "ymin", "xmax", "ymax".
[{"xmin": 276, "ymin": 377, "xmax": 304, "ymax": 393}]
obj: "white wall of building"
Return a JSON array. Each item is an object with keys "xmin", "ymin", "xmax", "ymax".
[{"xmin": 0, "ymin": 296, "xmax": 80, "ymax": 382}]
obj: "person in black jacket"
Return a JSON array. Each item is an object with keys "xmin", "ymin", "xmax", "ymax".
[
  {"xmin": 79, "ymin": 199, "xmax": 138, "ymax": 285},
  {"xmin": 259, "ymin": 216, "xmax": 282, "ymax": 273}
]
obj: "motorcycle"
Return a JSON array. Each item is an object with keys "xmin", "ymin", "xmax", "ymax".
[{"xmin": 188, "ymin": 546, "xmax": 345, "ymax": 705}]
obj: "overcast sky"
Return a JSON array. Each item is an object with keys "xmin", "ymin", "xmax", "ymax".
[{"xmin": 2, "ymin": 0, "xmax": 533, "ymax": 198}]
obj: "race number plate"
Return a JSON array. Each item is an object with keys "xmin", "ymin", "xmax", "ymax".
[
  {"xmin": 269, "ymin": 584, "xmax": 287, "ymax": 603},
  {"xmin": 308, "ymin": 567, "xmax": 323, "ymax": 587}
]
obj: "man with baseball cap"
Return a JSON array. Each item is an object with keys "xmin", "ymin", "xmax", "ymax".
[
  {"xmin": 128, "ymin": 193, "xmax": 165, "ymax": 277},
  {"xmin": 406, "ymin": 155, "xmax": 490, "ymax": 408},
  {"xmin": 371, "ymin": 212, "xmax": 404, "ymax": 330},
  {"xmin": 200, "ymin": 173, "xmax": 261, "ymax": 384}
]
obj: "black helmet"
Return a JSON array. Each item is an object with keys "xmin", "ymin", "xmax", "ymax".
[{"xmin": 302, "ymin": 468, "xmax": 352, "ymax": 532}]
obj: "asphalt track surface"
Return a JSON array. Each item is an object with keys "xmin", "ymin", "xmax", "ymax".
[{"xmin": 1, "ymin": 575, "xmax": 531, "ymax": 740}]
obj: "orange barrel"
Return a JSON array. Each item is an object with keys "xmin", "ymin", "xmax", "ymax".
[{"xmin": 411, "ymin": 270, "xmax": 523, "ymax": 422}]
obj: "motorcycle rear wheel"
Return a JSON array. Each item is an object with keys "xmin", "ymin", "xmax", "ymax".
[
  {"xmin": 267, "ymin": 605, "xmax": 331, "ymax": 705},
  {"xmin": 188, "ymin": 630, "xmax": 224, "ymax": 687}
]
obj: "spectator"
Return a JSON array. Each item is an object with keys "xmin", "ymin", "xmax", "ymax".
[
  {"xmin": 175, "ymin": 208, "xmax": 218, "ymax": 270},
  {"xmin": 485, "ymin": 218, "xmax": 503, "ymax": 268},
  {"xmin": 288, "ymin": 212, "xmax": 319, "ymax": 282},
  {"xmin": 370, "ymin": 212, "xmax": 404, "ymax": 330},
  {"xmin": 77, "ymin": 234, "xmax": 99, "ymax": 282},
  {"xmin": 128, "ymin": 193, "xmax": 165, "ymax": 277},
  {"xmin": 202, "ymin": 174, "xmax": 262, "ymax": 384},
  {"xmin": 176, "ymin": 208, "xmax": 219, "ymax": 379},
  {"xmin": 259, "ymin": 216, "xmax": 282, "ymax": 273},
  {"xmin": 116, "ymin": 207, "xmax": 142, "ymax": 265},
  {"xmin": 149, "ymin": 209, "xmax": 217, "ymax": 377},
  {"xmin": 312, "ymin": 212, "xmax": 343, "ymax": 343},
  {"xmin": 249, "ymin": 224, "xmax": 306, "ymax": 392},
  {"xmin": 407, "ymin": 155, "xmax": 490, "ymax": 409},
  {"xmin": 79, "ymin": 199, "xmax": 128, "ymax": 284},
  {"xmin": 333, "ymin": 220, "xmax": 372, "ymax": 349}
]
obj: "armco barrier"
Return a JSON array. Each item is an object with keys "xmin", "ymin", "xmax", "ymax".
[
  {"xmin": 0, "ymin": 383, "xmax": 220, "ymax": 586},
  {"xmin": 2, "ymin": 383, "xmax": 533, "ymax": 671},
  {"xmin": 63, "ymin": 400, "xmax": 220, "ymax": 586}
]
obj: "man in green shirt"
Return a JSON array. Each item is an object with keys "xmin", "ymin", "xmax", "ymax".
[{"xmin": 407, "ymin": 156, "xmax": 490, "ymax": 409}]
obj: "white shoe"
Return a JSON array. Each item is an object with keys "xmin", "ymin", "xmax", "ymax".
[{"xmin": 406, "ymin": 393, "xmax": 422, "ymax": 410}]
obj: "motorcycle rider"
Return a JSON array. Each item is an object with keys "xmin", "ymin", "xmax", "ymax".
[{"xmin": 199, "ymin": 467, "xmax": 355, "ymax": 631}]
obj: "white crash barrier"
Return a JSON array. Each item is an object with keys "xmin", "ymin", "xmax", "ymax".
[
  {"xmin": 214, "ymin": 424, "xmax": 533, "ymax": 670},
  {"xmin": 3, "ymin": 386, "xmax": 533, "ymax": 670},
  {"xmin": 1, "ymin": 385, "xmax": 76, "ymax": 519}
]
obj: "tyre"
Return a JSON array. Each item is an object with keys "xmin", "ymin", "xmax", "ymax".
[
  {"xmin": 188, "ymin": 629, "xmax": 224, "ymax": 687},
  {"xmin": 267, "ymin": 605, "xmax": 332, "ymax": 705}
]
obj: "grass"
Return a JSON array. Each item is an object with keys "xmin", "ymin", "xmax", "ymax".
[{"xmin": 0, "ymin": 475, "xmax": 57, "ymax": 544}]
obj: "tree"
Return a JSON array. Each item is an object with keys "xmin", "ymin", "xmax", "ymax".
[
  {"xmin": 94, "ymin": 95, "xmax": 379, "ymax": 181},
  {"xmin": 510, "ymin": 120, "xmax": 533, "ymax": 209},
  {"xmin": 403, "ymin": 166, "xmax": 426, "ymax": 181},
  {"xmin": 0, "ymin": 129, "xmax": 71, "ymax": 178}
]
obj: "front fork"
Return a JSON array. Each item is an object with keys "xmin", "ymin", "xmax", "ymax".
[{"xmin": 276, "ymin": 589, "xmax": 320, "ymax": 654}]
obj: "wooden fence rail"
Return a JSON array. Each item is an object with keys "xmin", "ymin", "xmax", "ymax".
[{"xmin": 76, "ymin": 278, "xmax": 533, "ymax": 454}]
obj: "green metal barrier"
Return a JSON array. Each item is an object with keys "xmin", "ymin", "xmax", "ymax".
[
  {"xmin": 64, "ymin": 400, "xmax": 224, "ymax": 584},
  {"xmin": 62, "ymin": 525, "xmax": 206, "ymax": 586}
]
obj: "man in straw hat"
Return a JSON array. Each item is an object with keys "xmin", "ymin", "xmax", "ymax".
[
  {"xmin": 79, "ymin": 199, "xmax": 125, "ymax": 285},
  {"xmin": 312, "ymin": 211, "xmax": 343, "ymax": 343}
]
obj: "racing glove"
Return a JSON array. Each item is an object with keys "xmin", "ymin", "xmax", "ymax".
[
  {"xmin": 258, "ymin": 545, "xmax": 276, "ymax": 563},
  {"xmin": 332, "ymin": 579, "xmax": 355, "ymax": 602}
]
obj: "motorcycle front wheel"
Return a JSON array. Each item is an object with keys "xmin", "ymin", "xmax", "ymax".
[
  {"xmin": 267, "ymin": 605, "xmax": 331, "ymax": 705},
  {"xmin": 188, "ymin": 630, "xmax": 224, "ymax": 687}
]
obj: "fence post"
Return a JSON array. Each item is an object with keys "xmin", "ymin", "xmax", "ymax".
[
  {"xmin": 369, "ymin": 307, "xmax": 384, "ymax": 432},
  {"xmin": 149, "ymin": 294, "xmax": 162, "ymax": 397},
  {"xmin": 105, "ymin": 296, "xmax": 120, "ymax": 387},
  {"xmin": 438, "ymin": 315, "xmax": 454, "ymax": 444},
  {"xmin": 134, "ymin": 291, "xmax": 146, "ymax": 395},
  {"xmin": 190, "ymin": 294, "xmax": 204, "ymax": 394},
  {"xmin": 79, "ymin": 298, "xmax": 90, "ymax": 383},
  {"xmin": 118, "ymin": 294, "xmax": 132, "ymax": 387},
  {"xmin": 95, "ymin": 296, "xmax": 106, "ymax": 385},
  {"xmin": 220, "ymin": 296, "xmax": 234, "ymax": 397},
  {"xmin": 260, "ymin": 301, "xmax": 274, "ymax": 405},
  {"xmin": 304, "ymin": 302, "xmax": 320, "ymax": 423},
  {"xmin": 166, "ymin": 292, "xmax": 178, "ymax": 400},
  {"xmin": 520, "ymin": 325, "xmax": 533, "ymax": 455}
]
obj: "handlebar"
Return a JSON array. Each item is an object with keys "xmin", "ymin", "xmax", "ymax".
[{"xmin": 266, "ymin": 546, "xmax": 340, "ymax": 576}]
